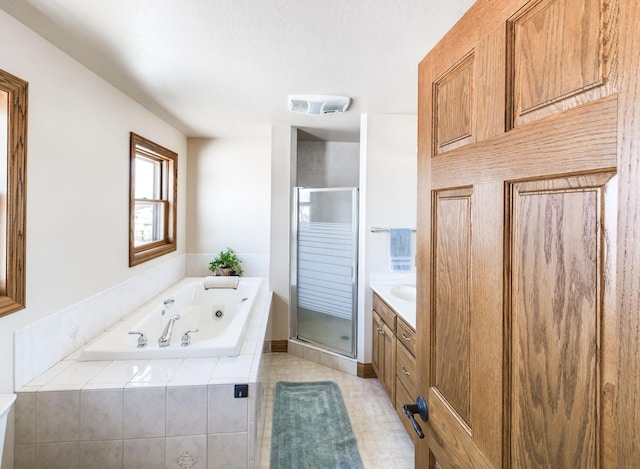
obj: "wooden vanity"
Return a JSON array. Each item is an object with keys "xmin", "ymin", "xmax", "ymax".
[{"xmin": 372, "ymin": 292, "xmax": 417, "ymax": 443}]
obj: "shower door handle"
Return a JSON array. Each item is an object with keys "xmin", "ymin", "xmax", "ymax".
[{"xmin": 402, "ymin": 395, "xmax": 428, "ymax": 439}]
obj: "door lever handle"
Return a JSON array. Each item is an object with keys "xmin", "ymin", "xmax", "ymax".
[{"xmin": 402, "ymin": 395, "xmax": 428, "ymax": 439}]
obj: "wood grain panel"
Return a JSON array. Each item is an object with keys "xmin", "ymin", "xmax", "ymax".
[
  {"xmin": 508, "ymin": 0, "xmax": 614, "ymax": 127},
  {"xmin": 428, "ymin": 389, "xmax": 494, "ymax": 469},
  {"xmin": 397, "ymin": 316, "xmax": 417, "ymax": 357},
  {"xmin": 396, "ymin": 341, "xmax": 417, "ymax": 398},
  {"xmin": 431, "ymin": 94, "xmax": 617, "ymax": 189},
  {"xmin": 509, "ymin": 173, "xmax": 614, "ymax": 468},
  {"xmin": 615, "ymin": 0, "xmax": 640, "ymax": 465},
  {"xmin": 433, "ymin": 52, "xmax": 475, "ymax": 155},
  {"xmin": 432, "ymin": 187, "xmax": 472, "ymax": 425},
  {"xmin": 474, "ymin": 25, "xmax": 506, "ymax": 142}
]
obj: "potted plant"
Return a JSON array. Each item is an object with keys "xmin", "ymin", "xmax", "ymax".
[{"xmin": 209, "ymin": 248, "xmax": 243, "ymax": 276}]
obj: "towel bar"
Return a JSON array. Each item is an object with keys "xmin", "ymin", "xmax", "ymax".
[{"xmin": 370, "ymin": 227, "xmax": 416, "ymax": 233}]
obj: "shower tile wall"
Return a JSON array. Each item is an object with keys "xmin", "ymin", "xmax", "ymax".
[{"xmin": 296, "ymin": 140, "xmax": 360, "ymax": 188}]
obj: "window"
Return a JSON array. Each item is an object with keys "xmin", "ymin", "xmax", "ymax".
[{"xmin": 129, "ymin": 132, "xmax": 177, "ymax": 266}]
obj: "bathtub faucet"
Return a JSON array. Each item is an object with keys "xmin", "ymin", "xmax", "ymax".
[
  {"xmin": 158, "ymin": 313, "xmax": 181, "ymax": 347},
  {"xmin": 162, "ymin": 298, "xmax": 175, "ymax": 316}
]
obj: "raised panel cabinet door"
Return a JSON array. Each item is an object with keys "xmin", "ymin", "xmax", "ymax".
[
  {"xmin": 372, "ymin": 310, "xmax": 383, "ymax": 378},
  {"xmin": 382, "ymin": 320, "xmax": 397, "ymax": 403},
  {"xmin": 373, "ymin": 309, "xmax": 396, "ymax": 401}
]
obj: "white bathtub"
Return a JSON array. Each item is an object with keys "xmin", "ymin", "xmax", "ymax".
[{"xmin": 77, "ymin": 277, "xmax": 262, "ymax": 361}]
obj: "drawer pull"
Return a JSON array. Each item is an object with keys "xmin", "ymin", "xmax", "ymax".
[
  {"xmin": 402, "ymin": 333, "xmax": 412, "ymax": 342},
  {"xmin": 401, "ymin": 366, "xmax": 411, "ymax": 376}
]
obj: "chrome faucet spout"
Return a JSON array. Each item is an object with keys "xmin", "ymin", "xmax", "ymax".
[
  {"xmin": 158, "ymin": 313, "xmax": 180, "ymax": 347},
  {"xmin": 162, "ymin": 298, "xmax": 175, "ymax": 316}
]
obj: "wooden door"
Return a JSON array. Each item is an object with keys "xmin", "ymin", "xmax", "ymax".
[{"xmin": 415, "ymin": 0, "xmax": 640, "ymax": 467}]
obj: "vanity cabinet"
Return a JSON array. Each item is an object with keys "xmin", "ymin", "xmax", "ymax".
[
  {"xmin": 372, "ymin": 299, "xmax": 396, "ymax": 403},
  {"xmin": 372, "ymin": 292, "xmax": 417, "ymax": 441},
  {"xmin": 395, "ymin": 316, "xmax": 417, "ymax": 442}
]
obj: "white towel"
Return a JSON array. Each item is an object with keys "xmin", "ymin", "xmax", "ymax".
[
  {"xmin": 389, "ymin": 228, "xmax": 412, "ymax": 272},
  {"xmin": 203, "ymin": 276, "xmax": 239, "ymax": 290}
]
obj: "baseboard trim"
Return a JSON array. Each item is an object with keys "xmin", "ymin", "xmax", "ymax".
[
  {"xmin": 357, "ymin": 362, "xmax": 377, "ymax": 379},
  {"xmin": 269, "ymin": 340, "xmax": 288, "ymax": 353}
]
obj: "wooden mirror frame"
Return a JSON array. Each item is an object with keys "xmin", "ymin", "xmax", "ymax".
[{"xmin": 0, "ymin": 69, "xmax": 28, "ymax": 317}]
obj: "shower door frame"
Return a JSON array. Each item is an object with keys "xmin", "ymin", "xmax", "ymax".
[{"xmin": 290, "ymin": 187, "xmax": 359, "ymax": 358}]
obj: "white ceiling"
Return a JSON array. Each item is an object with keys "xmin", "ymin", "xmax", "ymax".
[{"xmin": 0, "ymin": 0, "xmax": 474, "ymax": 141}]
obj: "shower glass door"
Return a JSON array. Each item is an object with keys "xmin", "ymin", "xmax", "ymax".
[{"xmin": 292, "ymin": 187, "xmax": 358, "ymax": 357}]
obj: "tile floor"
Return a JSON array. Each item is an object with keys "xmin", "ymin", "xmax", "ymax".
[{"xmin": 258, "ymin": 353, "xmax": 414, "ymax": 469}]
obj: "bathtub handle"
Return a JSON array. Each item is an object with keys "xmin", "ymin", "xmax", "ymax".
[
  {"xmin": 181, "ymin": 329, "xmax": 199, "ymax": 347},
  {"xmin": 128, "ymin": 331, "xmax": 147, "ymax": 348}
]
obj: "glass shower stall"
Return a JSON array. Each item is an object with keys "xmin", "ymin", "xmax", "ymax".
[{"xmin": 291, "ymin": 187, "xmax": 358, "ymax": 357}]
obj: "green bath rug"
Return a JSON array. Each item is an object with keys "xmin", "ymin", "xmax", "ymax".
[{"xmin": 270, "ymin": 381, "xmax": 364, "ymax": 469}]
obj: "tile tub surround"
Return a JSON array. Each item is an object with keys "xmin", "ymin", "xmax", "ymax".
[
  {"xmin": 14, "ymin": 255, "xmax": 187, "ymax": 390},
  {"xmin": 14, "ymin": 281, "xmax": 273, "ymax": 469}
]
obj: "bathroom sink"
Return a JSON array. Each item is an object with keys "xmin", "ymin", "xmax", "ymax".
[{"xmin": 390, "ymin": 285, "xmax": 417, "ymax": 302}]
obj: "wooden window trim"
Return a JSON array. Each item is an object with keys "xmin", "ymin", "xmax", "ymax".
[{"xmin": 129, "ymin": 132, "xmax": 177, "ymax": 267}]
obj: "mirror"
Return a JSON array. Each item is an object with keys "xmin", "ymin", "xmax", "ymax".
[{"xmin": 0, "ymin": 69, "xmax": 27, "ymax": 317}]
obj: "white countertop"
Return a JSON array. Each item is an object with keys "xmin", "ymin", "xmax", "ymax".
[{"xmin": 370, "ymin": 273, "xmax": 417, "ymax": 329}]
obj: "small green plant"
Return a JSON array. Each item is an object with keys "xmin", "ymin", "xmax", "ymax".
[{"xmin": 209, "ymin": 248, "xmax": 243, "ymax": 276}]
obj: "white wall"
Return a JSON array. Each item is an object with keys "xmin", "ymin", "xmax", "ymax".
[
  {"xmin": 269, "ymin": 125, "xmax": 296, "ymax": 342},
  {"xmin": 0, "ymin": 9, "xmax": 187, "ymax": 392},
  {"xmin": 185, "ymin": 137, "xmax": 271, "ymax": 276},
  {"xmin": 357, "ymin": 114, "xmax": 417, "ymax": 362}
]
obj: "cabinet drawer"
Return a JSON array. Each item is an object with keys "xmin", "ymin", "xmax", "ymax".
[
  {"xmin": 396, "ymin": 317, "xmax": 416, "ymax": 357},
  {"xmin": 396, "ymin": 341, "xmax": 417, "ymax": 398},
  {"xmin": 395, "ymin": 377, "xmax": 417, "ymax": 444},
  {"xmin": 373, "ymin": 293, "xmax": 396, "ymax": 333}
]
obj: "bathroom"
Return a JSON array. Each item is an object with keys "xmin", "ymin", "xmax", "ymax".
[{"xmin": 0, "ymin": 3, "xmax": 430, "ymax": 469}]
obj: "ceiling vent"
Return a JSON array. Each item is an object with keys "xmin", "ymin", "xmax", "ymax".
[{"xmin": 288, "ymin": 95, "xmax": 351, "ymax": 115}]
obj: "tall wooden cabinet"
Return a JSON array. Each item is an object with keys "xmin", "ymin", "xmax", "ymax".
[{"xmin": 416, "ymin": 0, "xmax": 640, "ymax": 467}]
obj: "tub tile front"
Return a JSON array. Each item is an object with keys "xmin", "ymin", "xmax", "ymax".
[
  {"xmin": 123, "ymin": 437, "xmax": 165, "ymax": 469},
  {"xmin": 123, "ymin": 387, "xmax": 166, "ymax": 439},
  {"xmin": 80, "ymin": 389, "xmax": 123, "ymax": 440},
  {"xmin": 79, "ymin": 440, "xmax": 122, "ymax": 469},
  {"xmin": 208, "ymin": 384, "xmax": 248, "ymax": 434},
  {"xmin": 165, "ymin": 435, "xmax": 207, "ymax": 469},
  {"xmin": 241, "ymin": 338, "xmax": 259, "ymax": 356},
  {"xmin": 14, "ymin": 392, "xmax": 35, "ymax": 445},
  {"xmin": 35, "ymin": 390, "xmax": 80, "ymax": 443},
  {"xmin": 207, "ymin": 432, "xmax": 248, "ymax": 469},
  {"xmin": 130, "ymin": 358, "xmax": 183, "ymax": 384},
  {"xmin": 35, "ymin": 441, "xmax": 79, "ymax": 469},
  {"xmin": 88, "ymin": 360, "xmax": 147, "ymax": 385},
  {"xmin": 26, "ymin": 360, "xmax": 74, "ymax": 387},
  {"xmin": 248, "ymin": 421, "xmax": 256, "ymax": 464},
  {"xmin": 210, "ymin": 355, "xmax": 253, "ymax": 381},
  {"xmin": 166, "ymin": 386, "xmax": 207, "ymax": 436},
  {"xmin": 14, "ymin": 444, "xmax": 35, "ymax": 469},
  {"xmin": 46, "ymin": 361, "xmax": 110, "ymax": 388},
  {"xmin": 169, "ymin": 357, "xmax": 218, "ymax": 385}
]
